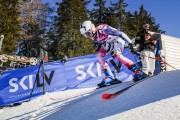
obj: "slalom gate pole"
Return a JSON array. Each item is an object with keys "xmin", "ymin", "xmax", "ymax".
[
  {"xmin": 136, "ymin": 52, "xmax": 177, "ymax": 70},
  {"xmin": 29, "ymin": 61, "xmax": 42, "ymax": 101},
  {"xmin": 41, "ymin": 59, "xmax": 46, "ymax": 95}
]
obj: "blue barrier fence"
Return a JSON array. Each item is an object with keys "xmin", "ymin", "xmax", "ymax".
[{"xmin": 0, "ymin": 48, "xmax": 160, "ymax": 106}]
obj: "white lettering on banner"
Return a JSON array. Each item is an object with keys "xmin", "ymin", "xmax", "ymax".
[
  {"xmin": 9, "ymin": 75, "xmax": 33, "ymax": 93},
  {"xmin": 87, "ymin": 63, "xmax": 96, "ymax": 77},
  {"xmin": 76, "ymin": 62, "xmax": 102, "ymax": 80},
  {"xmin": 97, "ymin": 63, "xmax": 102, "ymax": 76},
  {"xmin": 9, "ymin": 78, "xmax": 18, "ymax": 92},
  {"xmin": 29, "ymin": 75, "xmax": 33, "ymax": 89},
  {"xmin": 19, "ymin": 76, "xmax": 28, "ymax": 90},
  {"xmin": 76, "ymin": 65, "xmax": 86, "ymax": 80}
]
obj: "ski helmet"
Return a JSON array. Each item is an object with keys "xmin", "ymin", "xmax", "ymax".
[
  {"xmin": 80, "ymin": 20, "xmax": 96, "ymax": 38},
  {"xmin": 143, "ymin": 23, "xmax": 150, "ymax": 30}
]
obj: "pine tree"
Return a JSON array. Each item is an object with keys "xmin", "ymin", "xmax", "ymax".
[
  {"xmin": 122, "ymin": 11, "xmax": 135, "ymax": 38},
  {"xmin": 0, "ymin": 0, "xmax": 21, "ymax": 54},
  {"xmin": 18, "ymin": 23, "xmax": 44, "ymax": 57},
  {"xmin": 18, "ymin": 0, "xmax": 53, "ymax": 57},
  {"xmin": 130, "ymin": 5, "xmax": 164, "ymax": 37},
  {"xmin": 54, "ymin": 0, "xmax": 94, "ymax": 60},
  {"xmin": 106, "ymin": 7, "xmax": 117, "ymax": 28},
  {"xmin": 45, "ymin": 27, "xmax": 58, "ymax": 60},
  {"xmin": 90, "ymin": 0, "xmax": 110, "ymax": 25},
  {"xmin": 110, "ymin": 0, "xmax": 128, "ymax": 30}
]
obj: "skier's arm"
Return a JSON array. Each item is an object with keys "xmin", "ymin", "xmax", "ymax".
[{"xmin": 103, "ymin": 25, "xmax": 132, "ymax": 44}]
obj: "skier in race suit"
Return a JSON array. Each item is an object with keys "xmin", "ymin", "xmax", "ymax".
[{"xmin": 80, "ymin": 20, "xmax": 146, "ymax": 87}]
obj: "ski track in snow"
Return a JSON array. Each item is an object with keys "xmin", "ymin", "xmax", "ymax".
[{"xmin": 0, "ymin": 70, "xmax": 180, "ymax": 120}]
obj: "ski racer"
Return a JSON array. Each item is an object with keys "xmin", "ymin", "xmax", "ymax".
[{"xmin": 80, "ymin": 20, "xmax": 147, "ymax": 87}]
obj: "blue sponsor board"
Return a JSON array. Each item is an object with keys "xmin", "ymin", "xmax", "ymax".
[{"xmin": 0, "ymin": 48, "xmax": 136, "ymax": 106}]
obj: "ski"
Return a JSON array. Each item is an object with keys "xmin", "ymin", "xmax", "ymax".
[
  {"xmin": 96, "ymin": 80, "xmax": 122, "ymax": 89},
  {"xmin": 102, "ymin": 75, "xmax": 157, "ymax": 99},
  {"xmin": 102, "ymin": 81, "xmax": 135, "ymax": 99}
]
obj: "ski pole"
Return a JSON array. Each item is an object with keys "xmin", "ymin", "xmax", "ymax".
[{"xmin": 136, "ymin": 52, "xmax": 177, "ymax": 70}]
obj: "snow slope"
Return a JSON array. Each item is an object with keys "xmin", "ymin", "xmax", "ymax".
[{"xmin": 0, "ymin": 70, "xmax": 180, "ymax": 120}]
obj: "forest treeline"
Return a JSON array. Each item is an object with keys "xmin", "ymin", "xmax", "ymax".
[{"xmin": 0, "ymin": 0, "xmax": 165, "ymax": 61}]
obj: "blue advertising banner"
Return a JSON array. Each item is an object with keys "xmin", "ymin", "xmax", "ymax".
[{"xmin": 0, "ymin": 48, "xmax": 136, "ymax": 106}]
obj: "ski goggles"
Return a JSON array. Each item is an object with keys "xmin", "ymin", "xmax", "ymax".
[
  {"xmin": 84, "ymin": 31, "xmax": 92, "ymax": 37},
  {"xmin": 84, "ymin": 31, "xmax": 97, "ymax": 38}
]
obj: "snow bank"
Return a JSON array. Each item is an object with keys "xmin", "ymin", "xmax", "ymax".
[
  {"xmin": 45, "ymin": 70, "xmax": 180, "ymax": 120},
  {"xmin": 0, "ymin": 70, "xmax": 180, "ymax": 120}
]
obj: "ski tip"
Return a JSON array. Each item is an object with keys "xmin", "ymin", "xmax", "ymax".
[
  {"xmin": 102, "ymin": 93, "xmax": 116, "ymax": 99},
  {"xmin": 102, "ymin": 94, "xmax": 111, "ymax": 99}
]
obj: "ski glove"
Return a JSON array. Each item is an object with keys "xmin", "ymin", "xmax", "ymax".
[{"xmin": 128, "ymin": 43, "xmax": 137, "ymax": 54}]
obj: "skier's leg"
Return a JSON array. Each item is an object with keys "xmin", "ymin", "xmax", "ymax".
[
  {"xmin": 97, "ymin": 48, "xmax": 115, "ymax": 87},
  {"xmin": 113, "ymin": 48, "xmax": 146, "ymax": 81},
  {"xmin": 113, "ymin": 48, "xmax": 134, "ymax": 68}
]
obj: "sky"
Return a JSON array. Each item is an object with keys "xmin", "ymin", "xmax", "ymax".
[
  {"xmin": 43, "ymin": 0, "xmax": 180, "ymax": 38},
  {"xmin": 0, "ymin": 70, "xmax": 180, "ymax": 119}
]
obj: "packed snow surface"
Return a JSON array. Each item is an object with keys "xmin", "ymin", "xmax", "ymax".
[{"xmin": 0, "ymin": 70, "xmax": 180, "ymax": 120}]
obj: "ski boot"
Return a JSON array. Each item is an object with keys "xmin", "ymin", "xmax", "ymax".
[
  {"xmin": 97, "ymin": 68, "xmax": 117, "ymax": 88},
  {"xmin": 129, "ymin": 64, "xmax": 148, "ymax": 82},
  {"xmin": 112, "ymin": 71, "xmax": 122, "ymax": 84}
]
